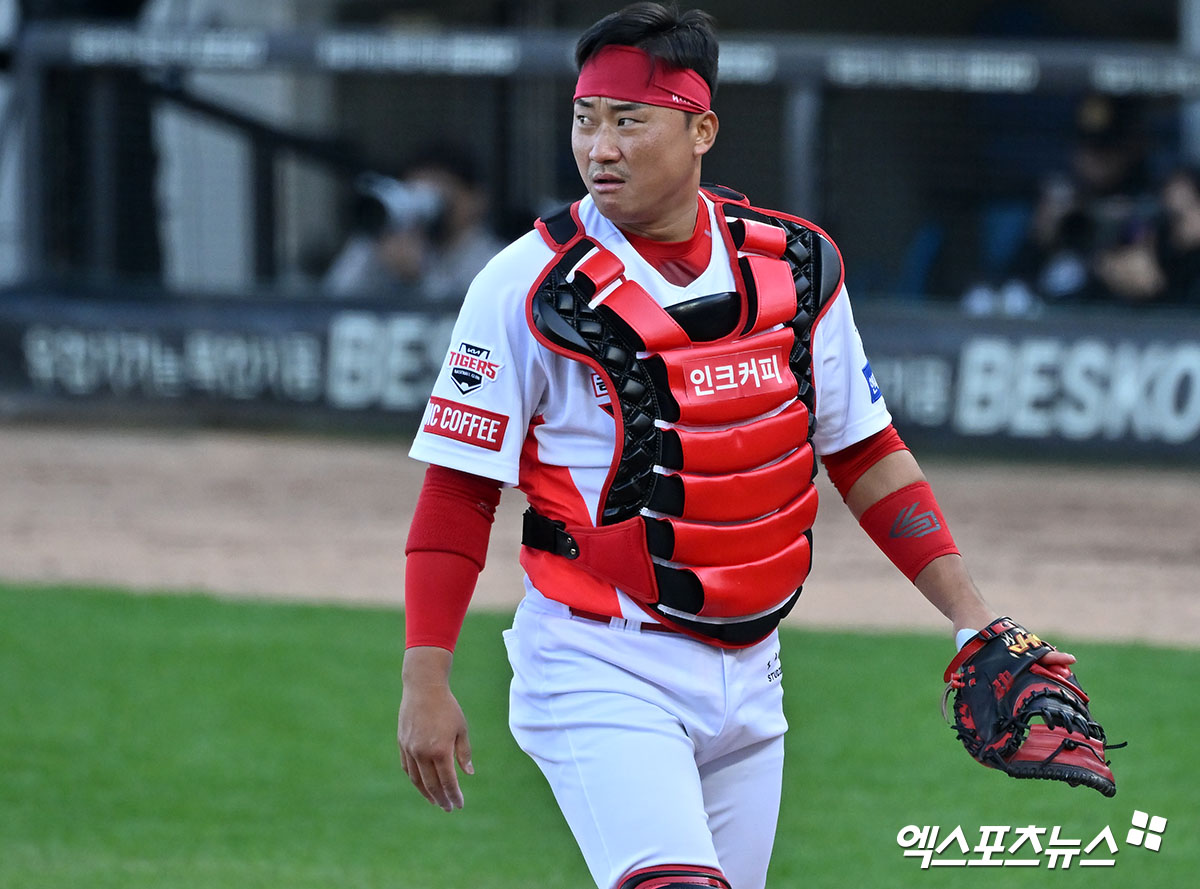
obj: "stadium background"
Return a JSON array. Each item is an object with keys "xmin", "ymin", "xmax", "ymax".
[{"xmin": 1, "ymin": 1, "xmax": 1198, "ymax": 887}]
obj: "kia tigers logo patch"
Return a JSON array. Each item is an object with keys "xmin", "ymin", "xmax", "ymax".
[{"xmin": 448, "ymin": 342, "xmax": 501, "ymax": 395}]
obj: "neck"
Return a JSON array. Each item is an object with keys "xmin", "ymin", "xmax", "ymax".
[{"xmin": 618, "ymin": 191, "xmax": 700, "ymax": 243}]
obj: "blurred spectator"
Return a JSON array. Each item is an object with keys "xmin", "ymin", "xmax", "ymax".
[
  {"xmin": 1152, "ymin": 166, "xmax": 1200, "ymax": 304},
  {"xmin": 963, "ymin": 92, "xmax": 1161, "ymax": 314},
  {"xmin": 1090, "ymin": 165, "xmax": 1200, "ymax": 306},
  {"xmin": 323, "ymin": 144, "xmax": 505, "ymax": 304}
]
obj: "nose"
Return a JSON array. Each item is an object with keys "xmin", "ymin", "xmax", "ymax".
[{"xmin": 589, "ymin": 124, "xmax": 621, "ymax": 164}]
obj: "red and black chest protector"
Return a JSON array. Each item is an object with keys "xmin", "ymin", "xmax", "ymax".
[{"xmin": 522, "ymin": 185, "xmax": 844, "ymax": 647}]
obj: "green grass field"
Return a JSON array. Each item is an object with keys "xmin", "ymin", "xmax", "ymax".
[{"xmin": 2, "ymin": 584, "xmax": 1195, "ymax": 888}]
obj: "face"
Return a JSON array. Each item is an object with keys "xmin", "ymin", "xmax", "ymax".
[
  {"xmin": 1163, "ymin": 173, "xmax": 1200, "ymax": 217},
  {"xmin": 572, "ymin": 96, "xmax": 717, "ymax": 240}
]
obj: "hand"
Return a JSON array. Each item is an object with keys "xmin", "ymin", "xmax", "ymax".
[
  {"xmin": 398, "ymin": 647, "xmax": 474, "ymax": 812},
  {"xmin": 1038, "ymin": 648, "xmax": 1078, "ymax": 681},
  {"xmin": 1094, "ymin": 243, "xmax": 1165, "ymax": 301}
]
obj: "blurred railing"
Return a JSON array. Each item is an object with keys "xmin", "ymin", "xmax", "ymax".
[{"xmin": 7, "ymin": 22, "xmax": 1200, "ymax": 295}]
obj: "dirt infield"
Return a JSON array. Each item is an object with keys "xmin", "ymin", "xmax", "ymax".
[{"xmin": 3, "ymin": 425, "xmax": 1198, "ymax": 647}]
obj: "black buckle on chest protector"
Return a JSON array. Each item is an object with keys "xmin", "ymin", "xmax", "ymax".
[{"xmin": 522, "ymin": 508, "xmax": 580, "ymax": 559}]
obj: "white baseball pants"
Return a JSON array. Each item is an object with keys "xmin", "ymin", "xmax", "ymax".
[{"xmin": 504, "ymin": 595, "xmax": 789, "ymax": 889}]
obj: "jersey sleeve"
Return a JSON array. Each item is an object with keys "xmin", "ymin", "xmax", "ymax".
[
  {"xmin": 809, "ymin": 284, "xmax": 892, "ymax": 456},
  {"xmin": 407, "ymin": 234, "xmax": 552, "ymax": 486}
]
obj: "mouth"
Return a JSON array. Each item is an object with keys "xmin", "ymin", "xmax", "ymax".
[{"xmin": 590, "ymin": 171, "xmax": 626, "ymax": 193}]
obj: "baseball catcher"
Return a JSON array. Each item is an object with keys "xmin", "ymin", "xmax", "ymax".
[
  {"xmin": 399, "ymin": 5, "xmax": 1121, "ymax": 887},
  {"xmin": 943, "ymin": 617, "xmax": 1118, "ymax": 797}
]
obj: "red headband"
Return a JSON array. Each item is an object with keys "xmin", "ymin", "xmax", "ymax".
[{"xmin": 574, "ymin": 45, "xmax": 711, "ymax": 114}]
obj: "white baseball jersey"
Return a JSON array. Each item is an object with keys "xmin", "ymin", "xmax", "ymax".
[{"xmin": 409, "ymin": 192, "xmax": 891, "ymax": 617}]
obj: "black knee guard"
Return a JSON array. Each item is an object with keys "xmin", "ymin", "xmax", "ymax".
[{"xmin": 617, "ymin": 864, "xmax": 731, "ymax": 889}]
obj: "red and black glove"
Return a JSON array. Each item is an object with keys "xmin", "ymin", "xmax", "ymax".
[{"xmin": 943, "ymin": 617, "xmax": 1118, "ymax": 797}]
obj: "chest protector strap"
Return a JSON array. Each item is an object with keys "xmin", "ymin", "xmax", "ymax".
[{"xmin": 523, "ymin": 187, "xmax": 843, "ymax": 647}]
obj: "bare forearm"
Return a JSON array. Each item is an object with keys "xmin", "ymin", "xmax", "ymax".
[{"xmin": 911, "ymin": 552, "xmax": 996, "ymax": 634}]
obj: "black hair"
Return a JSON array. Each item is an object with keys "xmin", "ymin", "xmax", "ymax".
[{"xmin": 574, "ymin": 2, "xmax": 719, "ymax": 98}]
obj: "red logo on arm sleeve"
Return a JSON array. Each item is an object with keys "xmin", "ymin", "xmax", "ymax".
[{"xmin": 421, "ymin": 397, "xmax": 509, "ymax": 451}]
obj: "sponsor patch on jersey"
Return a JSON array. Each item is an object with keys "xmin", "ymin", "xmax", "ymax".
[
  {"xmin": 422, "ymin": 397, "xmax": 508, "ymax": 451},
  {"xmin": 862, "ymin": 361, "xmax": 883, "ymax": 403},
  {"xmin": 447, "ymin": 342, "xmax": 502, "ymax": 395},
  {"xmin": 682, "ymin": 347, "xmax": 789, "ymax": 403}
]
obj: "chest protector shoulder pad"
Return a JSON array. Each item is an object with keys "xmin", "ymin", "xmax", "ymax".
[{"xmin": 522, "ymin": 186, "xmax": 843, "ymax": 647}]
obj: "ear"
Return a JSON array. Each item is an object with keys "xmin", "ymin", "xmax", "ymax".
[{"xmin": 693, "ymin": 111, "xmax": 719, "ymax": 158}]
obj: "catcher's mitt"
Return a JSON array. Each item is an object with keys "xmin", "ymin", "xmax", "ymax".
[{"xmin": 942, "ymin": 617, "xmax": 1117, "ymax": 797}]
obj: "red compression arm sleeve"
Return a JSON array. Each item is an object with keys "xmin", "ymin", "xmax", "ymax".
[
  {"xmin": 858, "ymin": 481, "xmax": 960, "ymax": 583},
  {"xmin": 821, "ymin": 424, "xmax": 908, "ymax": 500},
  {"xmin": 823, "ymin": 425, "xmax": 959, "ymax": 583},
  {"xmin": 404, "ymin": 465, "xmax": 502, "ymax": 651}
]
